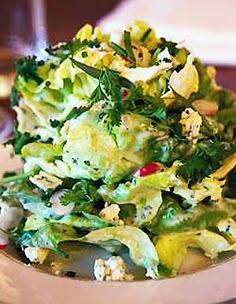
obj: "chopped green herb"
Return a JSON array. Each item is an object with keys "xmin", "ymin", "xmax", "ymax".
[
  {"xmin": 15, "ymin": 56, "xmax": 43, "ymax": 84},
  {"xmin": 10, "ymin": 86, "xmax": 20, "ymax": 107},
  {"xmin": 110, "ymin": 42, "xmax": 128, "ymax": 57},
  {"xmin": 124, "ymin": 31, "xmax": 136, "ymax": 63},
  {"xmin": 10, "ymin": 124, "xmax": 40, "ymax": 155},
  {"xmin": 81, "ymin": 51, "xmax": 88, "ymax": 58},
  {"xmin": 177, "ymin": 140, "xmax": 236, "ymax": 183},
  {"xmin": 140, "ymin": 28, "xmax": 152, "ymax": 42}
]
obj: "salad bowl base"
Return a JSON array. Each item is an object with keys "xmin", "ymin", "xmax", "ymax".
[{"xmin": 1, "ymin": 145, "xmax": 236, "ymax": 304}]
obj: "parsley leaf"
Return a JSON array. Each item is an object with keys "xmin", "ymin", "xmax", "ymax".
[
  {"xmin": 15, "ymin": 56, "xmax": 43, "ymax": 84},
  {"xmin": 10, "ymin": 124, "xmax": 40, "ymax": 155},
  {"xmin": 93, "ymin": 67, "xmax": 124, "ymax": 130},
  {"xmin": 177, "ymin": 140, "xmax": 236, "ymax": 183},
  {"xmin": 45, "ymin": 39, "xmax": 100, "ymax": 61},
  {"xmin": 125, "ymin": 86, "xmax": 167, "ymax": 121},
  {"xmin": 155, "ymin": 38, "xmax": 178, "ymax": 56},
  {"xmin": 10, "ymin": 86, "xmax": 21, "ymax": 107},
  {"xmin": 60, "ymin": 179, "xmax": 100, "ymax": 212}
]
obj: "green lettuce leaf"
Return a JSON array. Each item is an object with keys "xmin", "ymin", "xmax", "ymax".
[
  {"xmin": 20, "ymin": 223, "xmax": 79, "ymax": 250},
  {"xmin": 155, "ymin": 230, "xmax": 231, "ymax": 274},
  {"xmin": 52, "ymin": 212, "xmax": 116, "ymax": 230},
  {"xmin": 148, "ymin": 194, "xmax": 236, "ymax": 234}
]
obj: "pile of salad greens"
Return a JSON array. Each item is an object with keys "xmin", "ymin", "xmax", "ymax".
[{"xmin": 1, "ymin": 20, "xmax": 236, "ymax": 280}]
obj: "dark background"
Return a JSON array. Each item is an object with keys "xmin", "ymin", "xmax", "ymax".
[{"xmin": 46, "ymin": 0, "xmax": 120, "ymax": 43}]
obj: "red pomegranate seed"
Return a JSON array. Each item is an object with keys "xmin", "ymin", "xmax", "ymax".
[
  {"xmin": 0, "ymin": 243, "xmax": 8, "ymax": 250},
  {"xmin": 137, "ymin": 162, "xmax": 161, "ymax": 177},
  {"xmin": 122, "ymin": 88, "xmax": 129, "ymax": 98}
]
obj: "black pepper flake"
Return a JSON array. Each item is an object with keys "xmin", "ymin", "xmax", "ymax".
[{"xmin": 226, "ymin": 225, "xmax": 231, "ymax": 233}]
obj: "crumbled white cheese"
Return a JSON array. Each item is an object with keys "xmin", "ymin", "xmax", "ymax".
[
  {"xmin": 99, "ymin": 204, "xmax": 122, "ymax": 223},
  {"xmin": 94, "ymin": 256, "xmax": 134, "ymax": 281},
  {"xmin": 24, "ymin": 247, "xmax": 49, "ymax": 264},
  {"xmin": 29, "ymin": 171, "xmax": 62, "ymax": 191},
  {"xmin": 180, "ymin": 108, "xmax": 202, "ymax": 144},
  {"xmin": 146, "ymin": 267, "xmax": 158, "ymax": 279}
]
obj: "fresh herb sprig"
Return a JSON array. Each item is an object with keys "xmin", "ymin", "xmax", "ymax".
[
  {"xmin": 70, "ymin": 58, "xmax": 133, "ymax": 130},
  {"xmin": 124, "ymin": 86, "xmax": 167, "ymax": 121},
  {"xmin": 177, "ymin": 140, "xmax": 236, "ymax": 183},
  {"xmin": 45, "ymin": 38, "xmax": 100, "ymax": 61},
  {"xmin": 50, "ymin": 105, "xmax": 92, "ymax": 129},
  {"xmin": 60, "ymin": 179, "xmax": 100, "ymax": 212}
]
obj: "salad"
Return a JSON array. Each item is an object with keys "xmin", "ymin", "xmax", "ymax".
[{"xmin": 1, "ymin": 20, "xmax": 236, "ymax": 281}]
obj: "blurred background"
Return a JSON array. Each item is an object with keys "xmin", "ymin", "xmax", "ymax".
[{"xmin": 0, "ymin": 0, "xmax": 235, "ymax": 140}]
